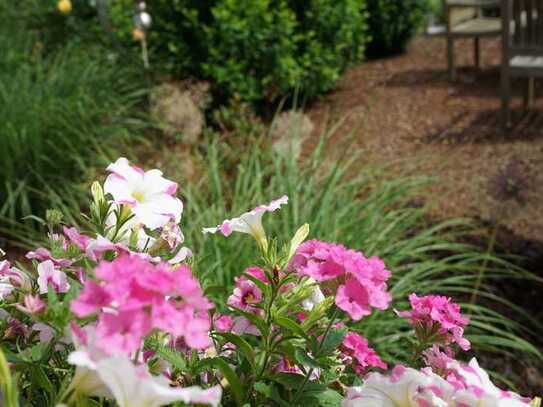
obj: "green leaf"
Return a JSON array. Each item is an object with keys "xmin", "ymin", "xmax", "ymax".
[
  {"xmin": 0, "ymin": 347, "xmax": 19, "ymax": 407},
  {"xmin": 30, "ymin": 366, "xmax": 53, "ymax": 396},
  {"xmin": 318, "ymin": 389, "xmax": 344, "ymax": 406},
  {"xmin": 152, "ymin": 345, "xmax": 187, "ymax": 371},
  {"xmin": 274, "ymin": 316, "xmax": 307, "ymax": 339},
  {"xmin": 214, "ymin": 332, "xmax": 256, "ymax": 371},
  {"xmin": 271, "ymin": 372, "xmax": 306, "ymax": 389},
  {"xmin": 21, "ymin": 215, "xmax": 46, "ymax": 225},
  {"xmin": 230, "ymin": 306, "xmax": 269, "ymax": 337},
  {"xmin": 204, "ymin": 285, "xmax": 227, "ymax": 297},
  {"xmin": 300, "ymin": 382, "xmax": 328, "ymax": 396},
  {"xmin": 270, "ymin": 384, "xmax": 291, "ymax": 407},
  {"xmin": 294, "ymin": 348, "xmax": 320, "ymax": 369},
  {"xmin": 319, "ymin": 328, "xmax": 347, "ymax": 356},
  {"xmin": 196, "ymin": 357, "xmax": 244, "ymax": 406},
  {"xmin": 254, "ymin": 381, "xmax": 272, "ymax": 398},
  {"xmin": 30, "ymin": 343, "xmax": 48, "ymax": 362}
]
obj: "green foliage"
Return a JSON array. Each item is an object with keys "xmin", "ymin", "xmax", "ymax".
[
  {"xmin": 168, "ymin": 131, "xmax": 541, "ymax": 378},
  {"xmin": 109, "ymin": 0, "xmax": 369, "ymax": 103},
  {"xmin": 0, "ymin": 8, "xmax": 148, "ymax": 229},
  {"xmin": 203, "ymin": 0, "xmax": 300, "ymax": 102},
  {"xmin": 365, "ymin": 0, "xmax": 429, "ymax": 56},
  {"xmin": 7, "ymin": 0, "xmax": 104, "ymax": 53}
]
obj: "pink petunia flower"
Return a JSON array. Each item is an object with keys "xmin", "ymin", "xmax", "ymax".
[
  {"xmin": 1, "ymin": 260, "xmax": 31, "ymax": 294},
  {"xmin": 63, "ymin": 226, "xmax": 91, "ymax": 251},
  {"xmin": 37, "ymin": 260, "xmax": 70, "ymax": 294},
  {"xmin": 26, "ymin": 247, "xmax": 72, "ymax": 267},
  {"xmin": 70, "ymin": 255, "xmax": 213, "ymax": 355},
  {"xmin": 227, "ymin": 279, "xmax": 263, "ymax": 312},
  {"xmin": 422, "ymin": 344, "xmax": 456, "ymax": 376},
  {"xmin": 227, "ymin": 267, "xmax": 268, "ymax": 313},
  {"xmin": 339, "ymin": 332, "xmax": 387, "ymax": 375},
  {"xmin": 290, "ymin": 240, "xmax": 391, "ymax": 321},
  {"xmin": 85, "ymin": 235, "xmax": 127, "ymax": 262},
  {"xmin": 274, "ymin": 357, "xmax": 302, "ymax": 374},
  {"xmin": 0, "ymin": 279, "xmax": 14, "ymax": 300},
  {"xmin": 397, "ymin": 293, "xmax": 471, "ymax": 351},
  {"xmin": 213, "ymin": 315, "xmax": 233, "ymax": 332}
]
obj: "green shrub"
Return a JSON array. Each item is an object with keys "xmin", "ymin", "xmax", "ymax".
[
  {"xmin": 0, "ymin": 10, "xmax": 148, "ymax": 227},
  {"xmin": 108, "ymin": 0, "xmax": 369, "ymax": 103},
  {"xmin": 365, "ymin": 0, "xmax": 429, "ymax": 57}
]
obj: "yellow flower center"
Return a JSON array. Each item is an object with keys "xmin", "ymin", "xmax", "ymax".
[{"xmin": 132, "ymin": 191, "xmax": 145, "ymax": 203}]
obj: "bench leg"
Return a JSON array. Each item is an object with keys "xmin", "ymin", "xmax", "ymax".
[
  {"xmin": 500, "ymin": 70, "xmax": 512, "ymax": 129},
  {"xmin": 447, "ymin": 36, "xmax": 456, "ymax": 81},
  {"xmin": 528, "ymin": 77, "xmax": 535, "ymax": 108},
  {"xmin": 474, "ymin": 37, "xmax": 480, "ymax": 70}
]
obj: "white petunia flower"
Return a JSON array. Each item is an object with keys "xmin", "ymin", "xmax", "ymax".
[
  {"xmin": 342, "ymin": 365, "xmax": 454, "ymax": 407},
  {"xmin": 300, "ymin": 283, "xmax": 325, "ymax": 311},
  {"xmin": 203, "ymin": 195, "xmax": 288, "ymax": 249},
  {"xmin": 37, "ymin": 260, "xmax": 70, "ymax": 294},
  {"xmin": 0, "ymin": 277, "xmax": 14, "ymax": 300},
  {"xmin": 67, "ymin": 324, "xmax": 113, "ymax": 399},
  {"xmin": 95, "ymin": 355, "xmax": 222, "ymax": 407},
  {"xmin": 104, "ymin": 158, "xmax": 183, "ymax": 230},
  {"xmin": 448, "ymin": 358, "xmax": 532, "ymax": 407}
]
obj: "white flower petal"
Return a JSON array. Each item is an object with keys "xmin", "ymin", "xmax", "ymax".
[
  {"xmin": 106, "ymin": 158, "xmax": 143, "ymax": 185},
  {"xmin": 96, "ymin": 356, "xmax": 222, "ymax": 407}
]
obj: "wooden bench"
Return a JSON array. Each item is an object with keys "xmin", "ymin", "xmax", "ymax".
[
  {"xmin": 445, "ymin": 0, "xmax": 502, "ymax": 80},
  {"xmin": 501, "ymin": 0, "xmax": 543, "ymax": 127}
]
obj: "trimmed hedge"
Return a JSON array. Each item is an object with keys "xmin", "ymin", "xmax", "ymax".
[
  {"xmin": 365, "ymin": 0, "xmax": 429, "ymax": 57},
  {"xmin": 109, "ymin": 0, "xmax": 369, "ymax": 103}
]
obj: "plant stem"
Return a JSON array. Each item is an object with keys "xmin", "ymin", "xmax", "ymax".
[
  {"xmin": 293, "ymin": 307, "xmax": 339, "ymax": 403},
  {"xmin": 256, "ymin": 273, "xmax": 279, "ymax": 380}
]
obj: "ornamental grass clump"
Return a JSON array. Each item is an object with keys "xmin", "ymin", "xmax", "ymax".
[{"xmin": 0, "ymin": 157, "xmax": 541, "ymax": 406}]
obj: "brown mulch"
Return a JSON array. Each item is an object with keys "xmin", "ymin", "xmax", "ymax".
[{"xmin": 307, "ymin": 35, "xmax": 543, "ymax": 257}]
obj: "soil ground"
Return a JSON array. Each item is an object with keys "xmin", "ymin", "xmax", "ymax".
[{"xmin": 307, "ymin": 35, "xmax": 543, "ymax": 265}]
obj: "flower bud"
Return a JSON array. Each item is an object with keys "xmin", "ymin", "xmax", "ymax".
[
  {"xmin": 16, "ymin": 294, "xmax": 46, "ymax": 315},
  {"xmin": 91, "ymin": 181, "xmax": 105, "ymax": 204},
  {"xmin": 46, "ymin": 209, "xmax": 64, "ymax": 227}
]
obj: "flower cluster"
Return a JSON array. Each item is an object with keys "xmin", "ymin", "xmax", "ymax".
[
  {"xmin": 71, "ymin": 255, "xmax": 212, "ymax": 354},
  {"xmin": 0, "ymin": 157, "xmax": 538, "ymax": 407},
  {"xmin": 339, "ymin": 331, "xmax": 387, "ymax": 375},
  {"xmin": 290, "ymin": 240, "xmax": 392, "ymax": 320},
  {"xmin": 397, "ymin": 293, "xmax": 471, "ymax": 351}
]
